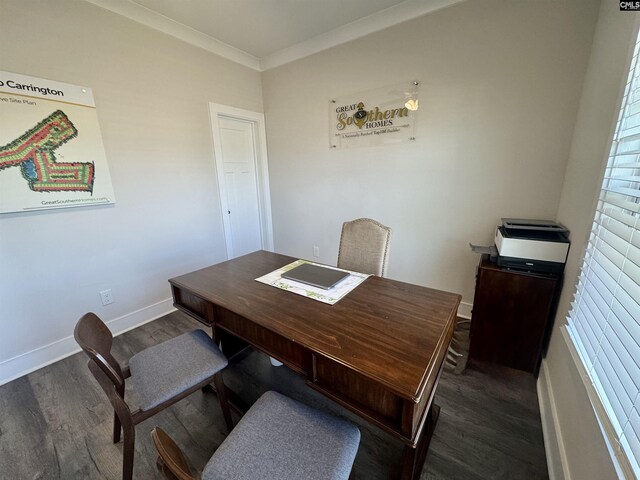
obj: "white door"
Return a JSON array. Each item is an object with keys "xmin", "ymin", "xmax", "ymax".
[{"xmin": 217, "ymin": 117, "xmax": 263, "ymax": 258}]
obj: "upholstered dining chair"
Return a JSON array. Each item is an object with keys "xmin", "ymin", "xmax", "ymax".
[
  {"xmin": 151, "ymin": 390, "xmax": 360, "ymax": 480},
  {"xmin": 74, "ymin": 312, "xmax": 233, "ymax": 480},
  {"xmin": 337, "ymin": 218, "xmax": 391, "ymax": 276}
]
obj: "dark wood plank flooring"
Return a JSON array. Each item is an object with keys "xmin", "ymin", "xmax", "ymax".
[{"xmin": 0, "ymin": 311, "xmax": 548, "ymax": 479}]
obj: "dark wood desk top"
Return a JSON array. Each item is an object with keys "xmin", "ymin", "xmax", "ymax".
[{"xmin": 169, "ymin": 250, "xmax": 461, "ymax": 403}]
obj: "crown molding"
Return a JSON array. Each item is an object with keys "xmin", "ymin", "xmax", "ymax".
[
  {"xmin": 260, "ymin": 0, "xmax": 465, "ymax": 71},
  {"xmin": 85, "ymin": 0, "xmax": 261, "ymax": 71},
  {"xmin": 85, "ymin": 0, "xmax": 465, "ymax": 72}
]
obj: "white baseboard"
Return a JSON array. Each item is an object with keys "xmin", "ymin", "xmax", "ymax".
[
  {"xmin": 537, "ymin": 359, "xmax": 571, "ymax": 480},
  {"xmin": 0, "ymin": 298, "xmax": 176, "ymax": 387},
  {"xmin": 458, "ymin": 301, "xmax": 472, "ymax": 319}
]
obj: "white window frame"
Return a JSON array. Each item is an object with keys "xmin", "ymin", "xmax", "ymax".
[{"xmin": 565, "ymin": 26, "xmax": 640, "ymax": 479}]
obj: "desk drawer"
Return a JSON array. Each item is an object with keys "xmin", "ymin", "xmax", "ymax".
[
  {"xmin": 214, "ymin": 307, "xmax": 311, "ymax": 375},
  {"xmin": 311, "ymin": 355, "xmax": 403, "ymax": 430},
  {"xmin": 172, "ymin": 286, "xmax": 215, "ymax": 325}
]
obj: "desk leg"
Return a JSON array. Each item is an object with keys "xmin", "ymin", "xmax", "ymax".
[
  {"xmin": 400, "ymin": 403, "xmax": 440, "ymax": 480},
  {"xmin": 217, "ymin": 329, "xmax": 252, "ymax": 360}
]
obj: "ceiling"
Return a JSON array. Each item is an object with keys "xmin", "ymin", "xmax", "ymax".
[{"xmin": 86, "ymin": 0, "xmax": 464, "ymax": 71}]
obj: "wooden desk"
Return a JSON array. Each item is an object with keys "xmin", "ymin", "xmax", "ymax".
[{"xmin": 169, "ymin": 251, "xmax": 461, "ymax": 479}]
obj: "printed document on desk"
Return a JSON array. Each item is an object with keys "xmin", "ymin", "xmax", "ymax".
[{"xmin": 255, "ymin": 259, "xmax": 370, "ymax": 305}]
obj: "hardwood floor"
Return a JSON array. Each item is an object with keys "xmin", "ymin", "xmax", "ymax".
[{"xmin": 0, "ymin": 311, "xmax": 548, "ymax": 479}]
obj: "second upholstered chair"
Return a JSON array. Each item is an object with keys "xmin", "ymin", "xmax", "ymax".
[
  {"xmin": 74, "ymin": 312, "xmax": 233, "ymax": 480},
  {"xmin": 152, "ymin": 390, "xmax": 361, "ymax": 480},
  {"xmin": 337, "ymin": 218, "xmax": 391, "ymax": 276}
]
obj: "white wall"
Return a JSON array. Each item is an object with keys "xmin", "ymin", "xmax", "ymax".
[
  {"xmin": 541, "ymin": 1, "xmax": 640, "ymax": 478},
  {"xmin": 261, "ymin": 0, "xmax": 599, "ymax": 308},
  {"xmin": 0, "ymin": 0, "xmax": 263, "ymax": 384},
  {"xmin": 0, "ymin": 0, "xmax": 634, "ymax": 476}
]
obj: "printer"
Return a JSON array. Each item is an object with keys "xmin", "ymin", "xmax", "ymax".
[{"xmin": 494, "ymin": 218, "xmax": 570, "ymax": 274}]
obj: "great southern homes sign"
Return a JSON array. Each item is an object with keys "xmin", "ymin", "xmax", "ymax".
[{"xmin": 329, "ymin": 82, "xmax": 418, "ymax": 149}]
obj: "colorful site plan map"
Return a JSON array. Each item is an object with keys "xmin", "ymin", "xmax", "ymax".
[{"xmin": 0, "ymin": 71, "xmax": 115, "ymax": 213}]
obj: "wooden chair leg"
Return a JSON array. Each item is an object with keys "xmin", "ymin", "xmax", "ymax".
[
  {"xmin": 201, "ymin": 384, "xmax": 214, "ymax": 393},
  {"xmin": 114, "ymin": 384, "xmax": 125, "ymax": 443},
  {"xmin": 213, "ymin": 372, "xmax": 234, "ymax": 432},
  {"xmin": 122, "ymin": 425, "xmax": 135, "ymax": 480},
  {"xmin": 113, "ymin": 411, "xmax": 122, "ymax": 443}
]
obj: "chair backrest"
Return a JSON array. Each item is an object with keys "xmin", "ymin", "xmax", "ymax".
[
  {"xmin": 74, "ymin": 312, "xmax": 125, "ymax": 389},
  {"xmin": 151, "ymin": 427, "xmax": 197, "ymax": 480},
  {"xmin": 337, "ymin": 218, "xmax": 391, "ymax": 276}
]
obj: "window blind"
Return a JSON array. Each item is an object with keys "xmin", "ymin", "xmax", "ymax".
[{"xmin": 567, "ymin": 34, "xmax": 640, "ymax": 477}]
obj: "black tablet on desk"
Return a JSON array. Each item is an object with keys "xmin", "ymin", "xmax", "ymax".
[{"xmin": 281, "ymin": 263, "xmax": 350, "ymax": 290}]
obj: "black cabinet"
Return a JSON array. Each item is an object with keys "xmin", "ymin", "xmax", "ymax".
[{"xmin": 469, "ymin": 255, "xmax": 562, "ymax": 375}]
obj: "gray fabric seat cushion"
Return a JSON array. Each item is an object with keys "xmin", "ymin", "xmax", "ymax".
[
  {"xmin": 128, "ymin": 329, "xmax": 227, "ymax": 411},
  {"xmin": 202, "ymin": 391, "xmax": 360, "ymax": 480}
]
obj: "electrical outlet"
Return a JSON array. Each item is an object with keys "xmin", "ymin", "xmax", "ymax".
[
  {"xmin": 313, "ymin": 246, "xmax": 320, "ymax": 258},
  {"xmin": 99, "ymin": 289, "xmax": 114, "ymax": 306}
]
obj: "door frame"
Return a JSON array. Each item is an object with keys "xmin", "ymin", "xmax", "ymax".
[{"xmin": 208, "ymin": 103, "xmax": 274, "ymax": 258}]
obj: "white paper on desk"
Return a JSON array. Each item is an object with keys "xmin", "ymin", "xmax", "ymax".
[{"xmin": 255, "ymin": 260, "xmax": 370, "ymax": 305}]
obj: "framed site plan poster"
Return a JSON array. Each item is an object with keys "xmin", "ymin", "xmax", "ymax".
[{"xmin": 0, "ymin": 71, "xmax": 115, "ymax": 214}]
